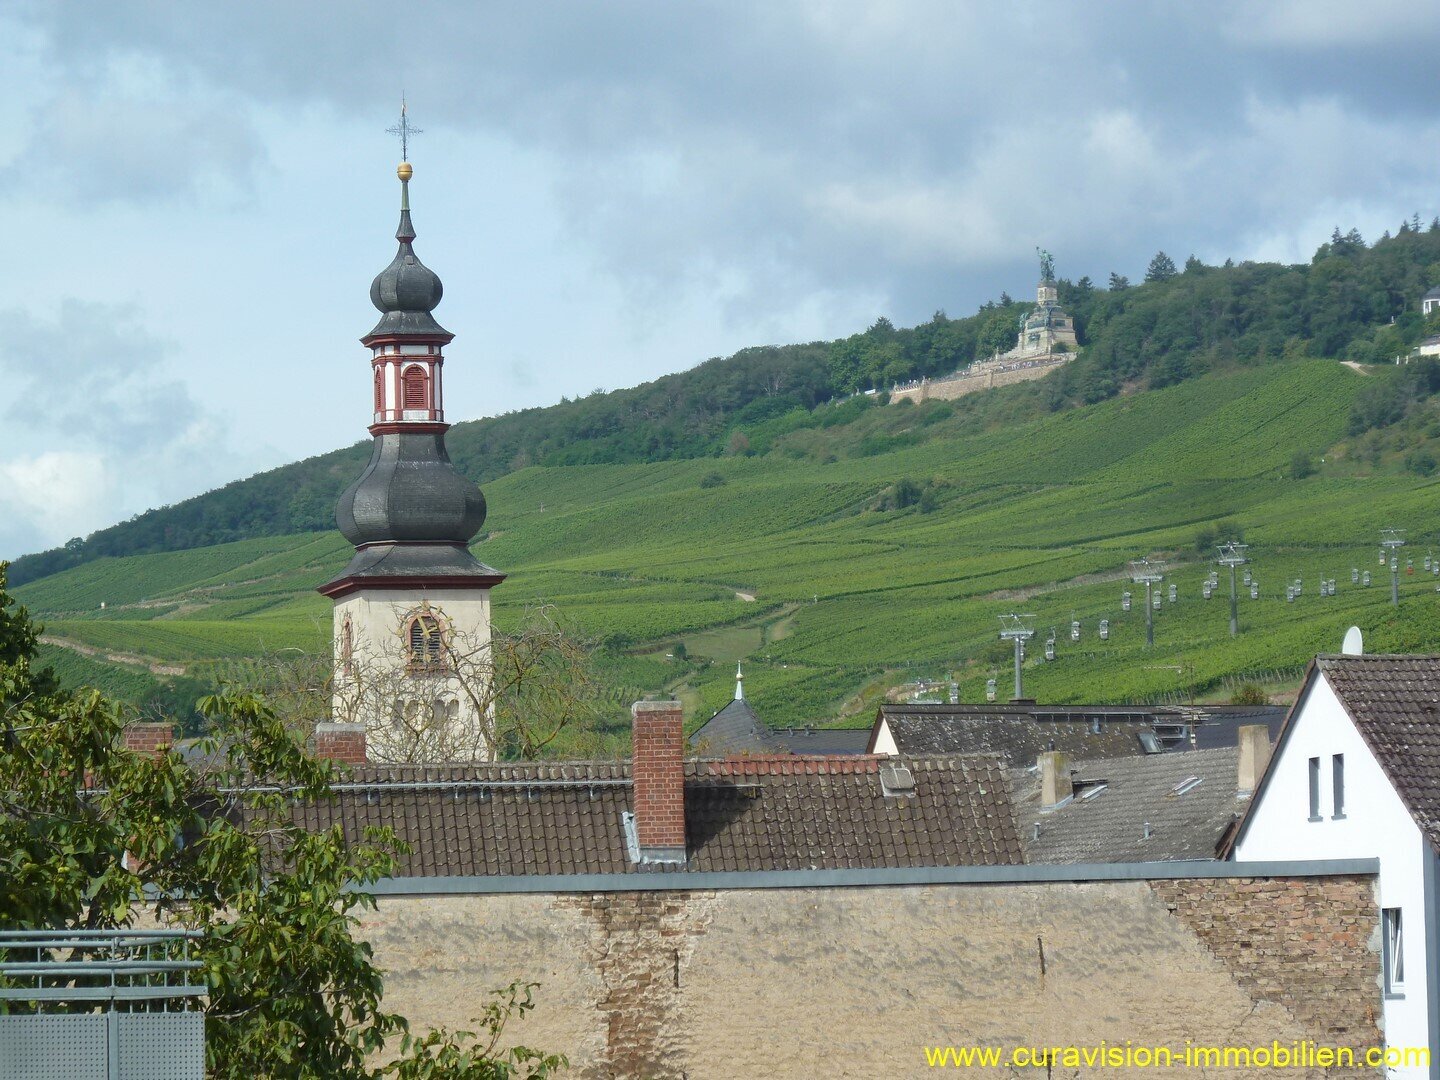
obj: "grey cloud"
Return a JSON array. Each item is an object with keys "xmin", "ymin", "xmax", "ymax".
[
  {"xmin": 2, "ymin": 299, "xmax": 193, "ymax": 452},
  {"xmin": 15, "ymin": 2, "xmax": 1440, "ymax": 325},
  {"xmin": 23, "ymin": 90, "xmax": 265, "ymax": 205}
]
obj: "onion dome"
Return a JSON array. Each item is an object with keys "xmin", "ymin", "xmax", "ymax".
[
  {"xmin": 366, "ymin": 162, "xmax": 451, "ymax": 340},
  {"xmin": 335, "ymin": 432, "xmax": 487, "ymax": 546}
]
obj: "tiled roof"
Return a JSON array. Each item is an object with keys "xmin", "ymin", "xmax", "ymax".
[
  {"xmin": 689, "ymin": 698, "xmax": 871, "ymax": 756},
  {"xmin": 876, "ymin": 703, "xmax": 1286, "ymax": 764},
  {"xmin": 282, "ymin": 754, "xmax": 1024, "ymax": 877},
  {"xmin": 689, "ymin": 698, "xmax": 769, "ymax": 755},
  {"xmin": 878, "ymin": 704, "xmax": 1161, "ymax": 763},
  {"xmin": 1317, "ymin": 655, "xmax": 1440, "ymax": 851},
  {"xmin": 1013, "ymin": 746, "xmax": 1247, "ymax": 863},
  {"xmin": 768, "ymin": 728, "xmax": 872, "ymax": 755}
]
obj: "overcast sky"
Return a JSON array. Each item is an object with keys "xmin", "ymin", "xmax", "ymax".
[{"xmin": 2, "ymin": 1, "xmax": 1438, "ymax": 559}]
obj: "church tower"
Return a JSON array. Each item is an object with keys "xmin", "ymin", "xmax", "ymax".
[{"xmin": 318, "ymin": 141, "xmax": 504, "ymax": 762}]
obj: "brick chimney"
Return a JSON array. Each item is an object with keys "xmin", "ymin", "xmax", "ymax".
[
  {"xmin": 123, "ymin": 722, "xmax": 173, "ymax": 758},
  {"xmin": 1039, "ymin": 750, "xmax": 1072, "ymax": 809},
  {"xmin": 631, "ymin": 700, "xmax": 686, "ymax": 863},
  {"xmin": 315, "ymin": 722, "xmax": 368, "ymax": 766},
  {"xmin": 1237, "ymin": 724, "xmax": 1272, "ymax": 795}
]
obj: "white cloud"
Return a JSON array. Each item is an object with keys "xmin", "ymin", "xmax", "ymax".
[
  {"xmin": 0, "ymin": 451, "xmax": 110, "ymax": 549},
  {"xmin": 0, "ymin": 300, "xmax": 243, "ymax": 557}
]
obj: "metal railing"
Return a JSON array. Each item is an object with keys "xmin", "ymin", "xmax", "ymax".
[{"xmin": 0, "ymin": 928, "xmax": 205, "ymax": 1012}]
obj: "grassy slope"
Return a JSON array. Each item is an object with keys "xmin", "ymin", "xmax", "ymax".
[{"xmin": 21, "ymin": 360, "xmax": 1440, "ymax": 732}]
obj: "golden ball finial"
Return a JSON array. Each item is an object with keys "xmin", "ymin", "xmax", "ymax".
[{"xmin": 397, "ymin": 161, "xmax": 413, "ymax": 182}]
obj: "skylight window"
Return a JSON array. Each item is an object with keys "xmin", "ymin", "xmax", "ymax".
[{"xmin": 1079, "ymin": 783, "xmax": 1109, "ymax": 801}]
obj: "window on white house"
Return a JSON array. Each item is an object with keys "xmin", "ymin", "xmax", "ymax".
[
  {"xmin": 1308, "ymin": 757, "xmax": 1321, "ymax": 821},
  {"xmin": 1331, "ymin": 754, "xmax": 1345, "ymax": 819},
  {"xmin": 1383, "ymin": 908, "xmax": 1404, "ymax": 995}
]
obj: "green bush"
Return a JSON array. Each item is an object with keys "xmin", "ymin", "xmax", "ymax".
[
  {"xmin": 1405, "ymin": 449, "xmax": 1437, "ymax": 476},
  {"xmin": 1230, "ymin": 683, "xmax": 1270, "ymax": 705}
]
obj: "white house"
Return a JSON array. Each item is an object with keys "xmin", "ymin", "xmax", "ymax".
[{"xmin": 1226, "ymin": 651, "xmax": 1440, "ymax": 1079}]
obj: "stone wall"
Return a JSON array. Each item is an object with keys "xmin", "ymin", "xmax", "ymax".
[
  {"xmin": 1149, "ymin": 877, "xmax": 1380, "ymax": 1044},
  {"xmin": 890, "ymin": 355, "xmax": 1071, "ymax": 405},
  {"xmin": 360, "ymin": 876, "xmax": 1382, "ymax": 1078}
]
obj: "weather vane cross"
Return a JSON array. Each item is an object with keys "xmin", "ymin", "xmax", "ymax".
[{"xmin": 386, "ymin": 97, "xmax": 422, "ymax": 161}]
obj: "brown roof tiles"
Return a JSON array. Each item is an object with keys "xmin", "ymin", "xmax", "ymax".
[{"xmin": 281, "ymin": 754, "xmax": 1022, "ymax": 878}]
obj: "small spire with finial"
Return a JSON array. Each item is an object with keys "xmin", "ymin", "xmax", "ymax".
[
  {"xmin": 735, "ymin": 662, "xmax": 745, "ymax": 701},
  {"xmin": 386, "ymin": 98, "xmax": 421, "ymax": 240}
]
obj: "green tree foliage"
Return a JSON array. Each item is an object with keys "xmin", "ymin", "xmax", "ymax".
[
  {"xmin": 1145, "ymin": 252, "xmax": 1178, "ymax": 283},
  {"xmin": 1192, "ymin": 520, "xmax": 1245, "ymax": 554},
  {"xmin": 1405, "ymin": 448, "xmax": 1437, "ymax": 476},
  {"xmin": 1348, "ymin": 358, "xmax": 1440, "ymax": 435},
  {"xmin": 0, "ymin": 565, "xmax": 562, "ymax": 1078},
  {"xmin": 1289, "ymin": 450, "xmax": 1317, "ymax": 479}
]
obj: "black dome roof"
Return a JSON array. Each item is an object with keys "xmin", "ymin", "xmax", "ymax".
[
  {"xmin": 365, "ymin": 187, "xmax": 451, "ymax": 340},
  {"xmin": 336, "ymin": 432, "xmax": 486, "ymax": 546}
]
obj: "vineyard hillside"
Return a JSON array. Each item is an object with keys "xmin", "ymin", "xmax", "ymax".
[{"xmin": 19, "ymin": 358, "xmax": 1440, "ymax": 742}]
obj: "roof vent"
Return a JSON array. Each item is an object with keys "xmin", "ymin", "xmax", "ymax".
[
  {"xmin": 1169, "ymin": 776, "xmax": 1203, "ymax": 797},
  {"xmin": 879, "ymin": 762, "xmax": 915, "ymax": 797},
  {"xmin": 1142, "ymin": 821, "xmax": 1153, "ymax": 840}
]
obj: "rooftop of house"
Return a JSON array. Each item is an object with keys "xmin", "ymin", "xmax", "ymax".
[
  {"xmin": 689, "ymin": 695, "xmax": 870, "ymax": 757},
  {"xmin": 874, "ymin": 703, "xmax": 1287, "ymax": 764},
  {"xmin": 279, "ymin": 754, "xmax": 1024, "ymax": 877},
  {"xmin": 1013, "ymin": 746, "xmax": 1249, "ymax": 863},
  {"xmin": 1315, "ymin": 654, "xmax": 1440, "ymax": 852}
]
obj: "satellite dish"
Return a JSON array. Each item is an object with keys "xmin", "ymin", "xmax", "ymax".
[{"xmin": 1342, "ymin": 626, "xmax": 1364, "ymax": 656}]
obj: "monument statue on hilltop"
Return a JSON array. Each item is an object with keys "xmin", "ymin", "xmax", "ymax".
[
  {"xmin": 1009, "ymin": 248, "xmax": 1077, "ymax": 359},
  {"xmin": 1037, "ymin": 247, "xmax": 1055, "ymax": 283}
]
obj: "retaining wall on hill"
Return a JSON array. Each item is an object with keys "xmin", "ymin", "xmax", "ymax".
[{"xmin": 891, "ymin": 353, "xmax": 1072, "ymax": 404}]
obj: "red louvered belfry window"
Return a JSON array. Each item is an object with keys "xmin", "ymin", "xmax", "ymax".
[
  {"xmin": 402, "ymin": 366, "xmax": 429, "ymax": 411},
  {"xmin": 373, "ymin": 368, "xmax": 384, "ymax": 413}
]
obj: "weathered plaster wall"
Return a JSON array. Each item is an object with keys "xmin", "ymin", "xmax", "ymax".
[{"xmin": 361, "ymin": 876, "xmax": 1381, "ymax": 1079}]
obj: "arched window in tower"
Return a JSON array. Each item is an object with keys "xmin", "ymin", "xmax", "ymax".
[
  {"xmin": 402, "ymin": 365, "xmax": 430, "ymax": 412},
  {"xmin": 373, "ymin": 368, "xmax": 384, "ymax": 415},
  {"xmin": 406, "ymin": 613, "xmax": 445, "ymax": 670}
]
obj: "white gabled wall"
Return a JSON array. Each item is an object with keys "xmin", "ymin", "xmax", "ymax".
[
  {"xmin": 1235, "ymin": 672, "xmax": 1431, "ymax": 1077},
  {"xmin": 870, "ymin": 718, "xmax": 898, "ymax": 756}
]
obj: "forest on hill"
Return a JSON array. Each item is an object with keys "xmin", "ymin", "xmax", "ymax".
[{"xmin": 11, "ymin": 218, "xmax": 1440, "ymax": 589}]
